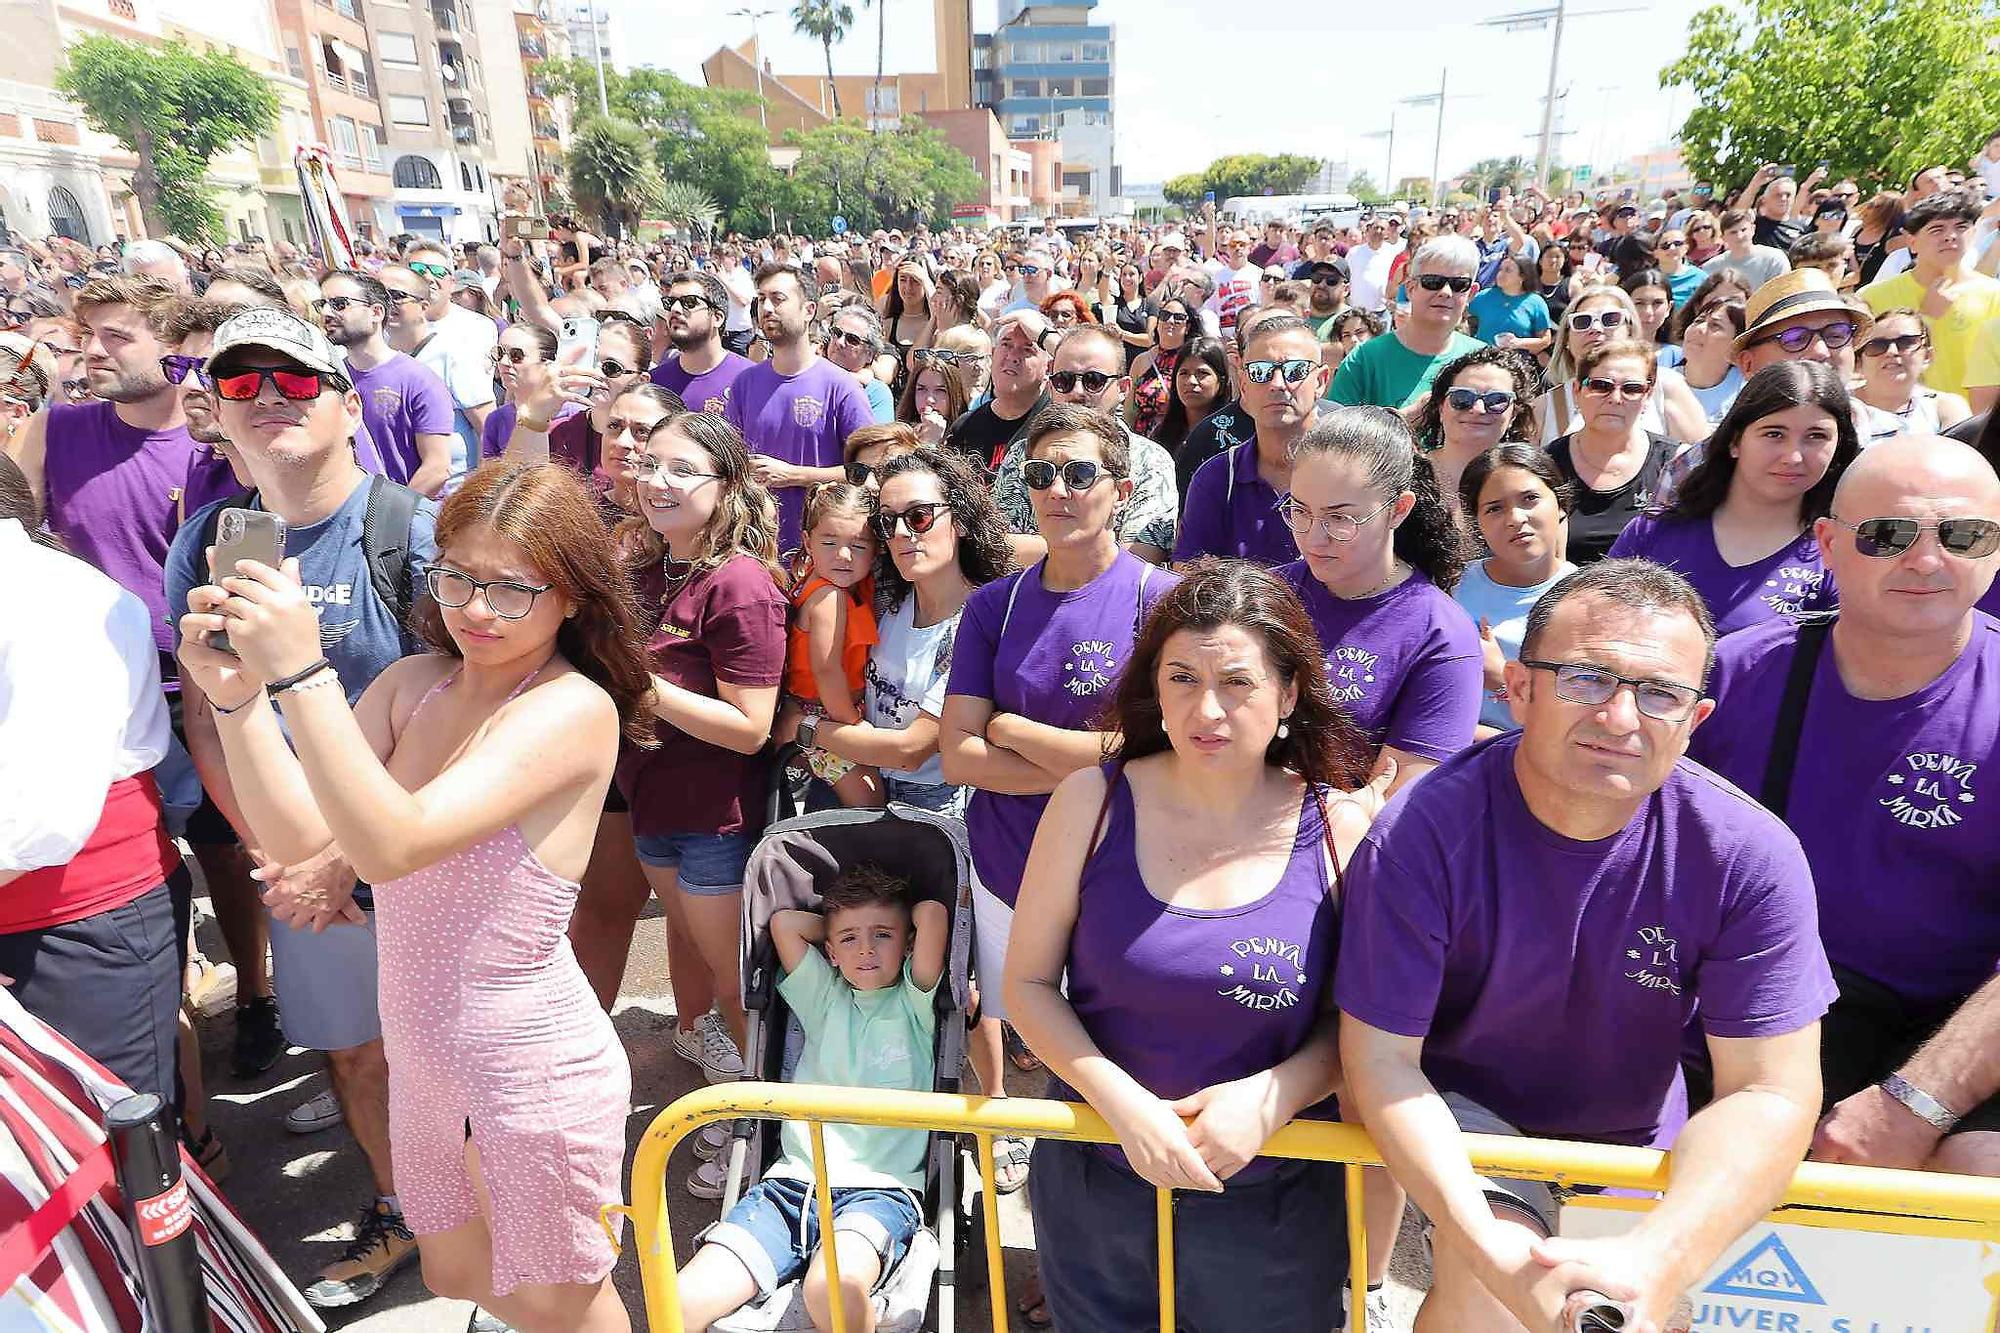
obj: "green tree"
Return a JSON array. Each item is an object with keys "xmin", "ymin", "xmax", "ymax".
[
  {"xmin": 1161, "ymin": 173, "xmax": 1208, "ymax": 209},
  {"xmin": 1159, "ymin": 154, "xmax": 1324, "ymax": 208},
  {"xmin": 1347, "ymin": 171, "xmax": 1384, "ymax": 204},
  {"xmin": 1461, "ymin": 155, "xmax": 1532, "ymax": 197},
  {"xmin": 567, "ymin": 116, "xmax": 667, "ymax": 238},
  {"xmin": 780, "ymin": 120, "xmax": 980, "ymax": 232},
  {"xmin": 56, "ymin": 34, "xmax": 279, "ymax": 242},
  {"xmin": 1661, "ymin": 0, "xmax": 2000, "ymax": 192},
  {"xmin": 656, "ymin": 180, "xmax": 721, "ymax": 243},
  {"xmin": 791, "ymin": 0, "xmax": 853, "ymax": 119}
]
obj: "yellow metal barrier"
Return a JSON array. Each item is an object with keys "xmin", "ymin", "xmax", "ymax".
[{"xmin": 611, "ymin": 1083, "xmax": 2000, "ymax": 1333}]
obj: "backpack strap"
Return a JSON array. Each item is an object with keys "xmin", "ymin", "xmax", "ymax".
[
  {"xmin": 360, "ymin": 472, "xmax": 424, "ymax": 632},
  {"xmin": 1758, "ymin": 613, "xmax": 1835, "ymax": 819}
]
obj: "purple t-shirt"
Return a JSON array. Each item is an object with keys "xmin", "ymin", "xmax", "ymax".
[
  {"xmin": 947, "ymin": 552, "xmax": 1180, "ymax": 907},
  {"xmin": 1978, "ymin": 578, "xmax": 2000, "ymax": 620},
  {"xmin": 1607, "ymin": 514, "xmax": 1837, "ymax": 637},
  {"xmin": 347, "ymin": 352, "xmax": 454, "ymax": 488},
  {"xmin": 1276, "ymin": 562, "xmax": 1481, "ymax": 761},
  {"xmin": 41, "ymin": 400, "xmax": 239, "ymax": 652},
  {"xmin": 723, "ymin": 356, "xmax": 873, "ymax": 550},
  {"xmin": 1337, "ymin": 733, "xmax": 1835, "ymax": 1146},
  {"xmin": 1687, "ymin": 614, "xmax": 2000, "ymax": 1006},
  {"xmin": 477, "ymin": 400, "xmax": 583, "ymax": 461},
  {"xmin": 652, "ymin": 349, "xmax": 754, "ymax": 415},
  {"xmin": 1171, "ymin": 443, "xmax": 1295, "ymax": 566},
  {"xmin": 1063, "ymin": 767, "xmax": 1337, "ymax": 1180}
]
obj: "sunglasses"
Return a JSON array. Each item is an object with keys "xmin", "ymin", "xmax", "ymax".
[
  {"xmin": 1568, "ymin": 310, "xmax": 1628, "ymax": 332},
  {"xmin": 212, "ymin": 364, "xmax": 335, "ymax": 401},
  {"xmin": 1156, "ymin": 310, "xmax": 1191, "ymax": 326},
  {"xmin": 1757, "ymin": 320, "xmax": 1858, "ymax": 353},
  {"xmin": 1018, "ymin": 264, "xmax": 1043, "ymax": 277},
  {"xmin": 1310, "ymin": 274, "xmax": 1345, "ymax": 287},
  {"xmin": 664, "ymin": 293, "xmax": 716, "ymax": 313},
  {"xmin": 384, "ymin": 288, "xmax": 425, "ymax": 305},
  {"xmin": 598, "ymin": 358, "xmax": 644, "ymax": 378},
  {"xmin": 825, "ymin": 327, "xmax": 872, "ymax": 350},
  {"xmin": 1243, "ymin": 358, "xmax": 1318, "ymax": 386},
  {"xmin": 1415, "ymin": 274, "xmax": 1475, "ymax": 294},
  {"xmin": 1857, "ymin": 332, "xmax": 1925, "ymax": 359},
  {"xmin": 843, "ymin": 461, "xmax": 877, "ymax": 486},
  {"xmin": 1580, "ymin": 376, "xmax": 1652, "ymax": 400},
  {"xmin": 489, "ymin": 345, "xmax": 539, "ymax": 366},
  {"xmin": 911, "ymin": 347, "xmax": 979, "ymax": 367},
  {"xmin": 872, "ymin": 500, "xmax": 949, "ymax": 539},
  {"xmin": 313, "ymin": 295, "xmax": 374, "ymax": 313},
  {"xmin": 407, "ymin": 261, "xmax": 452, "ymax": 280},
  {"xmin": 1827, "ymin": 516, "xmax": 2000, "ymax": 560},
  {"xmin": 1022, "ymin": 458, "xmax": 1109, "ymax": 491},
  {"xmin": 160, "ymin": 355, "xmax": 210, "ymax": 387},
  {"xmin": 425, "ymin": 567, "xmax": 551, "ymax": 620},
  {"xmin": 1048, "ymin": 369, "xmax": 1117, "ymax": 395},
  {"xmin": 1444, "ymin": 387, "xmax": 1514, "ymax": 414},
  {"xmin": 1658, "ymin": 239, "xmax": 1687, "ymax": 250}
]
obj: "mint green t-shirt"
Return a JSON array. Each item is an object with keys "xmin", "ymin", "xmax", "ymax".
[
  {"xmin": 768, "ymin": 947, "xmax": 938, "ymax": 1191},
  {"xmin": 1325, "ymin": 330, "xmax": 1486, "ymax": 410}
]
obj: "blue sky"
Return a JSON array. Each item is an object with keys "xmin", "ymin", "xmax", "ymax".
[{"xmin": 627, "ymin": 0, "xmax": 1706, "ymax": 186}]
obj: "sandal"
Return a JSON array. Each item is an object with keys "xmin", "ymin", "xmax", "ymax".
[
  {"xmin": 1016, "ymin": 1272, "xmax": 1051, "ymax": 1328},
  {"xmin": 992, "ymin": 1135, "xmax": 1031, "ymax": 1195},
  {"xmin": 184, "ymin": 1125, "xmax": 231, "ymax": 1183},
  {"xmin": 1004, "ymin": 1025, "xmax": 1043, "ymax": 1073}
]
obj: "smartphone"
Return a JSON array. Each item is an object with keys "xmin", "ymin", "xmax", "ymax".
[
  {"xmin": 207, "ymin": 508, "xmax": 288, "ymax": 655},
  {"xmin": 1816, "ymin": 159, "xmax": 1831, "ymax": 174},
  {"xmin": 1487, "ymin": 187, "xmax": 1503, "ymax": 205},
  {"xmin": 1774, "ymin": 163, "xmax": 1796, "ymax": 178},
  {"xmin": 556, "ymin": 314, "xmax": 599, "ymax": 365},
  {"xmin": 502, "ymin": 213, "xmax": 550, "ymax": 241}
]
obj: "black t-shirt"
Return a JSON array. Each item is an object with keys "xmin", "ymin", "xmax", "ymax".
[
  {"xmin": 1546, "ymin": 432, "xmax": 1676, "ymax": 565},
  {"xmin": 942, "ymin": 391, "xmax": 1050, "ymax": 475},
  {"xmin": 1753, "ymin": 214, "xmax": 1802, "ymax": 254},
  {"xmin": 1597, "ymin": 232, "xmax": 1654, "ymax": 280},
  {"xmin": 1171, "ymin": 400, "xmax": 1253, "ymax": 509}
]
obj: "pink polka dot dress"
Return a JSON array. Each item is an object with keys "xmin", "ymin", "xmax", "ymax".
[{"xmin": 375, "ymin": 670, "xmax": 632, "ymax": 1296}]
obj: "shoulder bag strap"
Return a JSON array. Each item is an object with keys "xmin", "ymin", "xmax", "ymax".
[{"xmin": 1759, "ymin": 614, "xmax": 1835, "ymax": 818}]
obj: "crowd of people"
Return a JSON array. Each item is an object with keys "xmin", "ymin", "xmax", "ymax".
[{"xmin": 2, "ymin": 137, "xmax": 1999, "ymax": 1333}]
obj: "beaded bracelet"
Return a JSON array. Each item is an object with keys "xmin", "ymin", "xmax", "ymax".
[
  {"xmin": 273, "ymin": 667, "xmax": 342, "ymax": 700},
  {"xmin": 264, "ymin": 657, "xmax": 333, "ymax": 697}
]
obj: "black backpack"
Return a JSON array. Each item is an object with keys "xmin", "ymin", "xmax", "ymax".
[{"xmin": 196, "ymin": 473, "xmax": 425, "ymax": 632}]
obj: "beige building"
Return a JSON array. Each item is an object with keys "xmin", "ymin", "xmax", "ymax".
[
  {"xmin": 273, "ymin": 0, "xmax": 396, "ymax": 239},
  {"xmin": 359, "ymin": 0, "xmax": 500, "ymax": 242}
]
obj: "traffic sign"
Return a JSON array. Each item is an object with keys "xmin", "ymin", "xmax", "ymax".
[{"xmin": 830, "ymin": 215, "xmax": 848, "ymax": 234}]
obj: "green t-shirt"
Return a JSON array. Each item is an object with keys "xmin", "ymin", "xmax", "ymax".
[
  {"xmin": 1325, "ymin": 329, "xmax": 1486, "ymax": 410},
  {"xmin": 769, "ymin": 947, "xmax": 938, "ymax": 1191}
]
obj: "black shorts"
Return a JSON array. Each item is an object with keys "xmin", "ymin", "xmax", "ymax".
[
  {"xmin": 160, "ymin": 656, "xmax": 239, "ymax": 848},
  {"xmin": 0, "ymin": 870, "xmax": 189, "ymax": 1104},
  {"xmin": 603, "ymin": 779, "xmax": 629, "ymax": 816},
  {"xmin": 1821, "ymin": 966, "xmax": 2000, "ymax": 1136}
]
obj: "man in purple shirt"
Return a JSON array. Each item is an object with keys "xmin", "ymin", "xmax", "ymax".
[
  {"xmin": 724, "ymin": 264, "xmax": 873, "ymax": 550},
  {"xmin": 1340, "ymin": 560, "xmax": 1833, "ymax": 1332},
  {"xmin": 650, "ymin": 269, "xmax": 751, "ymax": 414},
  {"xmin": 1688, "ymin": 435, "xmax": 2000, "ymax": 1182},
  {"xmin": 317, "ymin": 270, "xmax": 455, "ymax": 496}
]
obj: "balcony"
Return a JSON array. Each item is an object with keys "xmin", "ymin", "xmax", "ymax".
[
  {"xmin": 519, "ymin": 37, "xmax": 546, "ymax": 58},
  {"xmin": 526, "ymin": 78, "xmax": 551, "ymax": 101},
  {"xmin": 314, "ymin": 0, "xmax": 362, "ymax": 16},
  {"xmin": 451, "ymin": 124, "xmax": 477, "ymax": 145},
  {"xmin": 531, "ymin": 119, "xmax": 559, "ymax": 141}
]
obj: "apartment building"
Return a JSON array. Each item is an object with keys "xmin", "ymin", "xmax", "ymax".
[{"xmin": 975, "ymin": 0, "xmax": 1119, "ymax": 216}]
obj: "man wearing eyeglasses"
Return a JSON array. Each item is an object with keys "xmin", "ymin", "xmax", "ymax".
[
  {"xmin": 1687, "ymin": 435, "xmax": 2000, "ymax": 1185},
  {"xmin": 1301, "ymin": 259, "xmax": 1351, "ymax": 339},
  {"xmin": 1326, "ymin": 236, "xmax": 1486, "ymax": 411},
  {"xmin": 317, "ymin": 270, "xmax": 454, "ymax": 496},
  {"xmin": 164, "ymin": 306, "xmax": 438, "ymax": 1311},
  {"xmin": 1002, "ymin": 247, "xmax": 1060, "ymax": 315},
  {"xmin": 1341, "ymin": 559, "xmax": 1834, "ymax": 1333},
  {"xmin": 650, "ymin": 270, "xmax": 751, "ymax": 415},
  {"xmin": 377, "ymin": 261, "xmax": 493, "ymax": 485},
  {"xmin": 1858, "ymin": 190, "xmax": 2000, "ymax": 399}
]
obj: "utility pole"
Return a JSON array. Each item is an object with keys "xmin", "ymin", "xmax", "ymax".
[
  {"xmin": 730, "ymin": 6, "xmax": 776, "ymax": 133},
  {"xmin": 1361, "ymin": 113, "xmax": 1395, "ymax": 195},
  {"xmin": 1482, "ymin": 2, "xmax": 1643, "ymax": 191},
  {"xmin": 1401, "ymin": 72, "xmax": 1449, "ymax": 206},
  {"xmin": 587, "ymin": 2, "xmax": 608, "ymax": 117}
]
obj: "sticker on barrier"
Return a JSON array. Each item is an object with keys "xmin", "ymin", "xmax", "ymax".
[
  {"xmin": 134, "ymin": 1177, "xmax": 193, "ymax": 1247},
  {"xmin": 1562, "ymin": 1197, "xmax": 2000, "ymax": 1331}
]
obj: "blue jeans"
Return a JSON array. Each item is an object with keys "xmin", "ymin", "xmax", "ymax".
[
  {"xmin": 633, "ymin": 831, "xmax": 753, "ymax": 894},
  {"xmin": 702, "ymin": 1175, "xmax": 921, "ymax": 1298}
]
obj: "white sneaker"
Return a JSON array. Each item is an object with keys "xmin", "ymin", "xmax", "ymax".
[
  {"xmin": 693, "ymin": 1012, "xmax": 745, "ymax": 1083},
  {"xmin": 671, "ymin": 1024, "xmax": 703, "ymax": 1068},
  {"xmin": 1343, "ymin": 1284, "xmax": 1396, "ymax": 1331},
  {"xmin": 693, "ymin": 1122, "xmax": 730, "ymax": 1162},
  {"xmin": 687, "ymin": 1155, "xmax": 728, "ymax": 1200},
  {"xmin": 285, "ymin": 1087, "xmax": 342, "ymax": 1135}
]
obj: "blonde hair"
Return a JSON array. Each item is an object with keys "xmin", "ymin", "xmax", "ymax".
[
  {"xmin": 1550, "ymin": 284, "xmax": 1643, "ymax": 385},
  {"xmin": 618, "ymin": 412, "xmax": 782, "ymax": 582},
  {"xmin": 931, "ymin": 324, "xmax": 993, "ymax": 396}
]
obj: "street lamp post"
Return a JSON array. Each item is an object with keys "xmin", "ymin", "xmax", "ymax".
[
  {"xmin": 586, "ymin": 2, "xmax": 608, "ymax": 117},
  {"xmin": 1481, "ymin": 1, "xmax": 1644, "ymax": 191},
  {"xmin": 1401, "ymin": 71, "xmax": 1448, "ymax": 206},
  {"xmin": 1360, "ymin": 112, "xmax": 1396, "ymax": 197},
  {"xmin": 729, "ymin": 6, "xmax": 776, "ymax": 133}
]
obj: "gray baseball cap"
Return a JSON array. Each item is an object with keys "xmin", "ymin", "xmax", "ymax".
[{"xmin": 208, "ymin": 306, "xmax": 346, "ymax": 381}]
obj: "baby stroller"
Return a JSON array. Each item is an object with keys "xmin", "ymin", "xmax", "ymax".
[{"xmin": 710, "ymin": 804, "xmax": 975, "ymax": 1333}]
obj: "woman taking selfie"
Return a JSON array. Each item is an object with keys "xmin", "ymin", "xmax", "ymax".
[{"xmin": 179, "ymin": 462, "xmax": 650, "ymax": 1333}]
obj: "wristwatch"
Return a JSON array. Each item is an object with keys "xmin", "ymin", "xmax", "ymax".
[
  {"xmin": 1879, "ymin": 1073, "xmax": 1961, "ymax": 1133},
  {"xmin": 796, "ymin": 713, "xmax": 821, "ymax": 750}
]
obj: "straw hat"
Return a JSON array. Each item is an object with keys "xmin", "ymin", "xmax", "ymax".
[{"xmin": 1733, "ymin": 268, "xmax": 1873, "ymax": 353}]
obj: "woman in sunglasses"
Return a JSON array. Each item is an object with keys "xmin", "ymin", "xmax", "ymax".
[
  {"xmin": 1609, "ymin": 361, "xmax": 1856, "ymax": 634},
  {"xmin": 179, "ymin": 460, "xmax": 652, "ymax": 1332},
  {"xmin": 1537, "ymin": 285, "xmax": 1707, "ymax": 446},
  {"xmin": 1409, "ymin": 346, "xmax": 1538, "ymax": 523},
  {"xmin": 1852, "ymin": 308, "xmax": 1972, "ymax": 438},
  {"xmin": 1547, "ymin": 337, "xmax": 1679, "ymax": 563},
  {"xmin": 1127, "ymin": 295, "xmax": 1194, "ymax": 440},
  {"xmin": 506, "ymin": 317, "xmax": 651, "ymax": 495},
  {"xmin": 618, "ymin": 413, "xmax": 786, "ymax": 1197},
  {"xmin": 942, "ymin": 405, "xmax": 1180, "ymax": 1197},
  {"xmin": 1683, "ymin": 211, "xmax": 1724, "ymax": 266},
  {"xmin": 478, "ymin": 323, "xmax": 568, "ymax": 463}
]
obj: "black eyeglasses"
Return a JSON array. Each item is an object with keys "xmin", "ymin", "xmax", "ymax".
[
  {"xmin": 1048, "ymin": 369, "xmax": 1117, "ymax": 395},
  {"xmin": 1757, "ymin": 320, "xmax": 1857, "ymax": 353},
  {"xmin": 665, "ymin": 293, "xmax": 717, "ymax": 314},
  {"xmin": 1857, "ymin": 332, "xmax": 1925, "ymax": 359},
  {"xmin": 160, "ymin": 355, "xmax": 210, "ymax": 388},
  {"xmin": 312, "ymin": 295, "xmax": 374, "ymax": 314},
  {"xmin": 425, "ymin": 567, "xmax": 552, "ymax": 620},
  {"xmin": 1022, "ymin": 458, "xmax": 1111, "ymax": 491},
  {"xmin": 1242, "ymin": 358, "xmax": 1318, "ymax": 386},
  {"xmin": 1580, "ymin": 376, "xmax": 1652, "ymax": 400},
  {"xmin": 872, "ymin": 500, "xmax": 949, "ymax": 539},
  {"xmin": 1310, "ymin": 274, "xmax": 1345, "ymax": 287},
  {"xmin": 1156, "ymin": 310, "xmax": 1191, "ymax": 326},
  {"xmin": 1415, "ymin": 274, "xmax": 1475, "ymax": 293},
  {"xmin": 1827, "ymin": 516, "xmax": 2000, "ymax": 560},
  {"xmin": 825, "ymin": 327, "xmax": 872, "ymax": 350},
  {"xmin": 844, "ymin": 461, "xmax": 877, "ymax": 486},
  {"xmin": 1517, "ymin": 659, "xmax": 1703, "ymax": 722},
  {"xmin": 1444, "ymin": 387, "xmax": 1514, "ymax": 414}
]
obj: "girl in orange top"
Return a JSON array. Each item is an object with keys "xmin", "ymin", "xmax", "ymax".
[{"xmin": 784, "ymin": 483, "xmax": 885, "ymax": 806}]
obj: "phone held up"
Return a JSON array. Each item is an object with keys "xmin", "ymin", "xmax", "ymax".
[
  {"xmin": 207, "ymin": 507, "xmax": 288, "ymax": 656},
  {"xmin": 502, "ymin": 213, "xmax": 551, "ymax": 241}
]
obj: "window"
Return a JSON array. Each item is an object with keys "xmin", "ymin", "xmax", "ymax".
[
  {"xmin": 361, "ymin": 124, "xmax": 385, "ymax": 170},
  {"xmin": 1046, "ymin": 80, "xmax": 1072, "ymax": 97},
  {"xmin": 47, "ymin": 186, "xmax": 89, "ymax": 244},
  {"xmin": 376, "ymin": 31, "xmax": 419, "ymax": 66},
  {"xmin": 393, "ymin": 154, "xmax": 443, "ymax": 188},
  {"xmin": 1081, "ymin": 42, "xmax": 1109, "ymax": 62},
  {"xmin": 284, "ymin": 45, "xmax": 305, "ymax": 79},
  {"xmin": 388, "ymin": 95, "xmax": 431, "ymax": 126},
  {"xmin": 1009, "ymin": 42, "xmax": 1040, "ymax": 62},
  {"xmin": 1052, "ymin": 43, "xmax": 1077, "ymax": 62},
  {"xmin": 330, "ymin": 117, "xmax": 362, "ymax": 166},
  {"xmin": 1008, "ymin": 79, "xmax": 1039, "ymax": 98},
  {"xmin": 1081, "ymin": 78, "xmax": 1108, "ymax": 97},
  {"xmin": 460, "ymin": 161, "xmax": 473, "ymax": 191}
]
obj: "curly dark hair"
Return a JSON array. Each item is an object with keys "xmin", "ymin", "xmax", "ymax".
[
  {"xmin": 1664, "ymin": 361, "xmax": 1859, "ymax": 524},
  {"xmin": 872, "ymin": 448, "xmax": 1015, "ymax": 614},
  {"xmin": 1410, "ymin": 345, "xmax": 1538, "ymax": 451},
  {"xmin": 1107, "ymin": 557, "xmax": 1371, "ymax": 792},
  {"xmin": 1294, "ymin": 406, "xmax": 1469, "ymax": 591}
]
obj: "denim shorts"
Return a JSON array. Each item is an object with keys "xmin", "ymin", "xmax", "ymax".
[
  {"xmin": 701, "ymin": 1175, "xmax": 921, "ymax": 1299},
  {"xmin": 632, "ymin": 831, "xmax": 754, "ymax": 893}
]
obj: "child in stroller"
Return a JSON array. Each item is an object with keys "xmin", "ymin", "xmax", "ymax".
[{"xmin": 678, "ymin": 862, "xmax": 948, "ymax": 1333}]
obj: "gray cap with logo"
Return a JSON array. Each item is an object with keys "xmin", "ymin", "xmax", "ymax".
[{"xmin": 209, "ymin": 305, "xmax": 347, "ymax": 381}]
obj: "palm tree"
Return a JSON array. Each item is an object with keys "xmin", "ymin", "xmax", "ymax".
[
  {"xmin": 867, "ymin": 0, "xmax": 887, "ymax": 129},
  {"xmin": 790, "ymin": 0, "xmax": 853, "ymax": 119},
  {"xmin": 656, "ymin": 180, "xmax": 721, "ymax": 244}
]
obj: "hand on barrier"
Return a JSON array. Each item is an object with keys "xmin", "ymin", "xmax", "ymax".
[
  {"xmin": 1533, "ymin": 1234, "xmax": 1680, "ymax": 1333},
  {"xmin": 1105, "ymin": 1090, "xmax": 1224, "ymax": 1194},
  {"xmin": 1171, "ymin": 1071, "xmax": 1281, "ymax": 1182},
  {"xmin": 1810, "ymin": 1083, "xmax": 1941, "ymax": 1170}
]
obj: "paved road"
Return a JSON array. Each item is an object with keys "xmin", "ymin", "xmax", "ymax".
[{"xmin": 188, "ymin": 894, "xmax": 1428, "ymax": 1332}]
